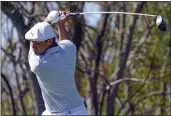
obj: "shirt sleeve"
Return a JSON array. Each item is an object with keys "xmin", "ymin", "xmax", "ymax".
[{"xmin": 59, "ymin": 40, "xmax": 77, "ymax": 58}]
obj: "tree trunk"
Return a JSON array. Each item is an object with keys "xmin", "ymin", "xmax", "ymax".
[{"xmin": 107, "ymin": 2, "xmax": 146, "ymax": 115}]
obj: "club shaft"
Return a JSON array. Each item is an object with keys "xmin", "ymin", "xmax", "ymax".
[{"xmin": 70, "ymin": 11, "xmax": 157, "ymax": 17}]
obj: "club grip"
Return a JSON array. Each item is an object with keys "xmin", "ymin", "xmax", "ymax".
[{"xmin": 68, "ymin": 13, "xmax": 80, "ymax": 17}]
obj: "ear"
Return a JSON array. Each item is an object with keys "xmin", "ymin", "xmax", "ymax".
[{"xmin": 47, "ymin": 39, "xmax": 53, "ymax": 46}]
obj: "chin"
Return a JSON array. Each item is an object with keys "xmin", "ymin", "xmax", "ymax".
[{"xmin": 33, "ymin": 51, "xmax": 41, "ymax": 55}]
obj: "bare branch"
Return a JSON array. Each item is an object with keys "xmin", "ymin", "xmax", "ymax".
[
  {"xmin": 1, "ymin": 73, "xmax": 17, "ymax": 116},
  {"xmin": 106, "ymin": 77, "xmax": 149, "ymax": 90}
]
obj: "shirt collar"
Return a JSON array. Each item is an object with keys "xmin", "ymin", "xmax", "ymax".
[{"xmin": 40, "ymin": 42, "xmax": 59, "ymax": 55}]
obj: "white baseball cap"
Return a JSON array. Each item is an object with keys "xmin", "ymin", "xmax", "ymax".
[{"xmin": 25, "ymin": 22, "xmax": 56, "ymax": 41}]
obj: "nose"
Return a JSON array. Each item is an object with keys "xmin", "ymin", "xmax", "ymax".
[{"xmin": 31, "ymin": 42, "xmax": 38, "ymax": 49}]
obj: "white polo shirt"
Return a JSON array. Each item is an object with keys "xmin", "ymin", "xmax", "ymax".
[{"xmin": 28, "ymin": 40, "xmax": 83, "ymax": 113}]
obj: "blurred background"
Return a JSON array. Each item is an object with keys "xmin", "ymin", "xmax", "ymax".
[{"xmin": 1, "ymin": 1, "xmax": 171, "ymax": 115}]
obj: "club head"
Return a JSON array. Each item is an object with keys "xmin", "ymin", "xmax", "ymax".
[{"xmin": 156, "ymin": 15, "xmax": 167, "ymax": 31}]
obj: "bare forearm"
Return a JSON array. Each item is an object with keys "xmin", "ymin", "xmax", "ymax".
[{"xmin": 58, "ymin": 24, "xmax": 70, "ymax": 41}]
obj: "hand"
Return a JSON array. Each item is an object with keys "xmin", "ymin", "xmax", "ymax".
[
  {"xmin": 44, "ymin": 11, "xmax": 60, "ymax": 24},
  {"xmin": 58, "ymin": 10, "xmax": 70, "ymax": 26}
]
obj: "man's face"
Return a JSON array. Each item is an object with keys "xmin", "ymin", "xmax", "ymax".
[{"xmin": 31, "ymin": 39, "xmax": 52, "ymax": 55}]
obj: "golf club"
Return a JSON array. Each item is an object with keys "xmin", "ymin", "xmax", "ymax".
[
  {"xmin": 68, "ymin": 12, "xmax": 167, "ymax": 31},
  {"xmin": 47, "ymin": 11, "xmax": 167, "ymax": 31}
]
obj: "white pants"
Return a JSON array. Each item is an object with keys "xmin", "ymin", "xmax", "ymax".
[{"xmin": 42, "ymin": 105, "xmax": 88, "ymax": 115}]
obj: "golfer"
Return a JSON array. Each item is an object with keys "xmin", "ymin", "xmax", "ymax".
[{"xmin": 25, "ymin": 10, "xmax": 88, "ymax": 115}]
